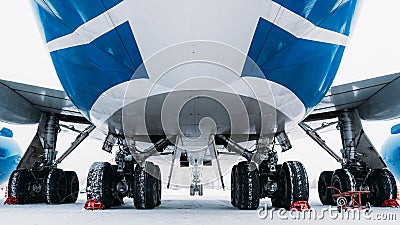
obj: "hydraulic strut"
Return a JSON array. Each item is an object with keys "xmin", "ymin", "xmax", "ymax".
[
  {"xmin": 55, "ymin": 124, "xmax": 96, "ymax": 164},
  {"xmin": 43, "ymin": 113, "xmax": 59, "ymax": 165},
  {"xmin": 299, "ymin": 122, "xmax": 342, "ymax": 162},
  {"xmin": 216, "ymin": 135, "xmax": 253, "ymax": 161}
]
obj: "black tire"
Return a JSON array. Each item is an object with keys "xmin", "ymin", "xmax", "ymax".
[
  {"xmin": 8, "ymin": 169, "xmax": 35, "ymax": 204},
  {"xmin": 198, "ymin": 184, "xmax": 203, "ymax": 196},
  {"xmin": 86, "ymin": 162, "xmax": 114, "ymax": 209},
  {"xmin": 45, "ymin": 168, "xmax": 67, "ymax": 204},
  {"xmin": 64, "ymin": 171, "xmax": 79, "ymax": 203},
  {"xmin": 190, "ymin": 184, "xmax": 195, "ymax": 196},
  {"xmin": 331, "ymin": 169, "xmax": 355, "ymax": 204},
  {"xmin": 230, "ymin": 165, "xmax": 237, "ymax": 207},
  {"xmin": 236, "ymin": 161, "xmax": 260, "ymax": 210},
  {"xmin": 318, "ymin": 171, "xmax": 335, "ymax": 205},
  {"xmin": 234, "ymin": 166, "xmax": 240, "ymax": 206},
  {"xmin": 364, "ymin": 169, "xmax": 397, "ymax": 206},
  {"xmin": 155, "ymin": 165, "xmax": 162, "ymax": 207},
  {"xmin": 133, "ymin": 162, "xmax": 158, "ymax": 209},
  {"xmin": 271, "ymin": 161, "xmax": 309, "ymax": 209}
]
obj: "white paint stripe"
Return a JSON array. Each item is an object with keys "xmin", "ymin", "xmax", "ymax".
[
  {"xmin": 262, "ymin": 1, "xmax": 349, "ymax": 46},
  {"xmin": 46, "ymin": 0, "xmax": 348, "ymax": 52},
  {"xmin": 46, "ymin": 1, "xmax": 127, "ymax": 52}
]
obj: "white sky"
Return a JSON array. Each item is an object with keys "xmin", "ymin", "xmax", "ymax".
[{"xmin": 0, "ymin": 0, "xmax": 400, "ymax": 182}]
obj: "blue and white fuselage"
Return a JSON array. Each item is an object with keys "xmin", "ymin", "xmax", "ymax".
[{"xmin": 31, "ymin": 0, "xmax": 361, "ymax": 141}]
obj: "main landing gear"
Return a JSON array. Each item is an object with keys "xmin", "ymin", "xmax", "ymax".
[
  {"xmin": 219, "ymin": 134, "xmax": 310, "ymax": 210},
  {"xmin": 85, "ymin": 161, "xmax": 162, "ymax": 209},
  {"xmin": 7, "ymin": 113, "xmax": 93, "ymax": 205},
  {"xmin": 85, "ymin": 137, "xmax": 167, "ymax": 209},
  {"xmin": 301, "ymin": 109, "xmax": 398, "ymax": 207}
]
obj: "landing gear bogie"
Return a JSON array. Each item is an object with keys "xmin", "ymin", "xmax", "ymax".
[
  {"xmin": 309, "ymin": 110, "xmax": 398, "ymax": 207},
  {"xmin": 189, "ymin": 184, "xmax": 203, "ymax": 196},
  {"xmin": 7, "ymin": 168, "xmax": 77, "ymax": 205}
]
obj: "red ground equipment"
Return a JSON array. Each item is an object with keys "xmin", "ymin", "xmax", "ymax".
[
  {"xmin": 382, "ymin": 199, "xmax": 399, "ymax": 207},
  {"xmin": 329, "ymin": 187, "xmax": 370, "ymax": 211},
  {"xmin": 4, "ymin": 196, "xmax": 19, "ymax": 205},
  {"xmin": 290, "ymin": 201, "xmax": 312, "ymax": 211},
  {"xmin": 84, "ymin": 199, "xmax": 105, "ymax": 210}
]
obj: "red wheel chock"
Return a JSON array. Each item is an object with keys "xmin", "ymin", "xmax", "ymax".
[
  {"xmin": 290, "ymin": 201, "xmax": 312, "ymax": 211},
  {"xmin": 4, "ymin": 196, "xmax": 19, "ymax": 205},
  {"xmin": 84, "ymin": 199, "xmax": 105, "ymax": 210},
  {"xmin": 382, "ymin": 199, "xmax": 399, "ymax": 207}
]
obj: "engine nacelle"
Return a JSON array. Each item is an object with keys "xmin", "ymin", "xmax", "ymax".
[
  {"xmin": 381, "ymin": 124, "xmax": 400, "ymax": 180},
  {"xmin": 0, "ymin": 127, "xmax": 22, "ymax": 184}
]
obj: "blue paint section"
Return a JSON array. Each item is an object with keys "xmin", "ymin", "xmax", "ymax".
[
  {"xmin": 271, "ymin": 0, "xmax": 358, "ymax": 35},
  {"xmin": 0, "ymin": 130, "xmax": 22, "ymax": 184},
  {"xmin": 0, "ymin": 155, "xmax": 21, "ymax": 184},
  {"xmin": 0, "ymin": 128, "xmax": 13, "ymax": 138},
  {"xmin": 381, "ymin": 126, "xmax": 400, "ymax": 180},
  {"xmin": 50, "ymin": 22, "xmax": 147, "ymax": 117},
  {"xmin": 31, "ymin": 0, "xmax": 122, "ymax": 43},
  {"xmin": 243, "ymin": 16, "xmax": 347, "ymax": 111},
  {"xmin": 391, "ymin": 124, "xmax": 400, "ymax": 135}
]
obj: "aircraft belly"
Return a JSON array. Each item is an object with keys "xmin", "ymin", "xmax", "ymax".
[{"xmin": 91, "ymin": 83, "xmax": 304, "ymax": 139}]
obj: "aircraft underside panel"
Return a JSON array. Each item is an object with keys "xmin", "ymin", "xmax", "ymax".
[{"xmin": 91, "ymin": 87, "xmax": 302, "ymax": 142}]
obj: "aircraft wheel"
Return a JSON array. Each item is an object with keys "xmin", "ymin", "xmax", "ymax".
[
  {"xmin": 235, "ymin": 161, "xmax": 260, "ymax": 210},
  {"xmin": 45, "ymin": 168, "xmax": 67, "ymax": 204},
  {"xmin": 272, "ymin": 161, "xmax": 309, "ymax": 209},
  {"xmin": 63, "ymin": 171, "xmax": 79, "ymax": 203},
  {"xmin": 8, "ymin": 169, "xmax": 36, "ymax": 204},
  {"xmin": 230, "ymin": 165, "xmax": 237, "ymax": 207},
  {"xmin": 86, "ymin": 162, "xmax": 114, "ymax": 209},
  {"xmin": 190, "ymin": 184, "xmax": 195, "ymax": 196},
  {"xmin": 318, "ymin": 171, "xmax": 335, "ymax": 205},
  {"xmin": 331, "ymin": 169, "xmax": 355, "ymax": 204},
  {"xmin": 198, "ymin": 184, "xmax": 203, "ymax": 196},
  {"xmin": 364, "ymin": 169, "xmax": 397, "ymax": 206},
  {"xmin": 133, "ymin": 162, "xmax": 157, "ymax": 209}
]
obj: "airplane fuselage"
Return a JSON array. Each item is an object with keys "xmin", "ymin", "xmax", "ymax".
[{"xmin": 31, "ymin": 0, "xmax": 361, "ymax": 141}]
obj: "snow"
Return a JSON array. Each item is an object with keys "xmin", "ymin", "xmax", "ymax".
[{"xmin": 0, "ymin": 189, "xmax": 399, "ymax": 225}]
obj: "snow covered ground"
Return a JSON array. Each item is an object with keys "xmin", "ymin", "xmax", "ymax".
[{"xmin": 0, "ymin": 188, "xmax": 399, "ymax": 225}]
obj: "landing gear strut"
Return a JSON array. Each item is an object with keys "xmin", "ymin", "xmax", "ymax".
[
  {"xmin": 7, "ymin": 113, "xmax": 92, "ymax": 205},
  {"xmin": 85, "ymin": 137, "xmax": 166, "ymax": 209},
  {"xmin": 302, "ymin": 109, "xmax": 398, "ymax": 207}
]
